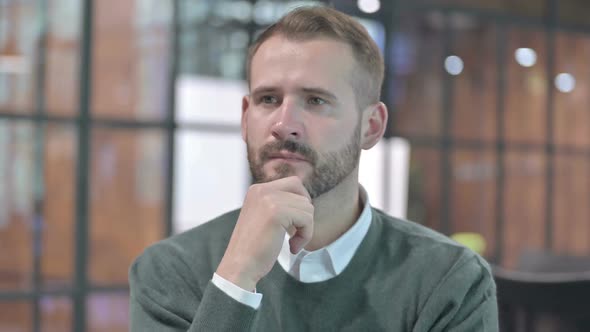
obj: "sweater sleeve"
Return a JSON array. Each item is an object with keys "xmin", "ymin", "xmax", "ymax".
[
  {"xmin": 412, "ymin": 253, "xmax": 499, "ymax": 332},
  {"xmin": 129, "ymin": 242, "xmax": 258, "ymax": 331}
]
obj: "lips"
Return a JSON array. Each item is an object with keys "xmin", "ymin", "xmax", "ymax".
[
  {"xmin": 258, "ymin": 140, "xmax": 316, "ymax": 166},
  {"xmin": 268, "ymin": 151, "xmax": 308, "ymax": 162}
]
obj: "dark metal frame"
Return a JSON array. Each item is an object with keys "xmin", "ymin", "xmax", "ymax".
[{"xmin": 0, "ymin": 0, "xmax": 588, "ymax": 330}]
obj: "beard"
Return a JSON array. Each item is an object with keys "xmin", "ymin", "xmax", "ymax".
[{"xmin": 247, "ymin": 121, "xmax": 361, "ymax": 199}]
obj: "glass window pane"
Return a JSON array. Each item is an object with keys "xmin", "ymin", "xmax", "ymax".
[
  {"xmin": 0, "ymin": 301, "xmax": 31, "ymax": 331},
  {"xmin": 553, "ymin": 155, "xmax": 590, "ymax": 256},
  {"xmin": 42, "ymin": 124, "xmax": 77, "ymax": 290},
  {"xmin": 0, "ymin": 1, "xmax": 41, "ymax": 113},
  {"xmin": 409, "ymin": 0, "xmax": 546, "ymax": 18},
  {"xmin": 387, "ymin": 138, "xmax": 412, "ymax": 219},
  {"xmin": 175, "ymin": 75, "xmax": 246, "ymax": 125},
  {"xmin": 91, "ymin": 0, "xmax": 173, "ymax": 120},
  {"xmin": 359, "ymin": 138, "xmax": 411, "ymax": 219},
  {"xmin": 178, "ymin": 1, "xmax": 210, "ymax": 26},
  {"xmin": 41, "ymin": 296, "xmax": 72, "ymax": 332},
  {"xmin": 451, "ymin": 18, "xmax": 497, "ymax": 142},
  {"xmin": 174, "ymin": 131, "xmax": 248, "ymax": 233},
  {"xmin": 87, "ymin": 293, "xmax": 129, "ymax": 332},
  {"xmin": 406, "ymin": 146, "xmax": 441, "ymax": 230},
  {"xmin": 559, "ymin": 0, "xmax": 590, "ymax": 26},
  {"xmin": 45, "ymin": 0, "xmax": 81, "ymax": 115},
  {"xmin": 179, "ymin": 1, "xmax": 254, "ymax": 27},
  {"xmin": 391, "ymin": 12, "xmax": 444, "ymax": 137},
  {"xmin": 504, "ymin": 27, "xmax": 547, "ymax": 144},
  {"xmin": 0, "ymin": 121, "xmax": 34, "ymax": 291},
  {"xmin": 451, "ymin": 149, "xmax": 497, "ymax": 259},
  {"xmin": 179, "ymin": 25, "xmax": 249, "ymax": 80},
  {"xmin": 503, "ymin": 150, "xmax": 546, "ymax": 268},
  {"xmin": 89, "ymin": 128, "xmax": 165, "ymax": 285},
  {"xmin": 360, "ymin": 141, "xmax": 386, "ymax": 214},
  {"xmin": 553, "ymin": 32, "xmax": 590, "ymax": 148},
  {"xmin": 177, "ymin": 0, "xmax": 256, "ymax": 78},
  {"xmin": 0, "ymin": 122, "xmax": 76, "ymax": 291}
]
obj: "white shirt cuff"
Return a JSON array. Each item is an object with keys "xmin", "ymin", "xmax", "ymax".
[{"xmin": 211, "ymin": 273, "xmax": 263, "ymax": 310}]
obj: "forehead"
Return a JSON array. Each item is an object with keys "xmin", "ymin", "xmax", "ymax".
[{"xmin": 249, "ymin": 36, "xmax": 357, "ymax": 95}]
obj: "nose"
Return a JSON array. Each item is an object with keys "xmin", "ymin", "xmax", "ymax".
[{"xmin": 271, "ymin": 99, "xmax": 304, "ymax": 141}]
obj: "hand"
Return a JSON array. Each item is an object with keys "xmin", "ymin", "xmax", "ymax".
[{"xmin": 216, "ymin": 176, "xmax": 314, "ymax": 291}]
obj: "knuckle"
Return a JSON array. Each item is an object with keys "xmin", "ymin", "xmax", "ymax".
[
  {"xmin": 266, "ymin": 200, "xmax": 276, "ymax": 213},
  {"xmin": 264, "ymin": 198, "xmax": 280, "ymax": 216},
  {"xmin": 248, "ymin": 183, "xmax": 268, "ymax": 198},
  {"xmin": 261, "ymin": 194, "xmax": 273, "ymax": 205},
  {"xmin": 250, "ymin": 183, "xmax": 262, "ymax": 194}
]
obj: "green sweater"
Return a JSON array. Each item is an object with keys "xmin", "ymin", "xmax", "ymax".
[{"xmin": 129, "ymin": 209, "xmax": 498, "ymax": 331}]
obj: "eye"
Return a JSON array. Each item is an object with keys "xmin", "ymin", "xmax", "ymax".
[
  {"xmin": 260, "ymin": 95, "xmax": 278, "ymax": 104},
  {"xmin": 308, "ymin": 97, "xmax": 326, "ymax": 105}
]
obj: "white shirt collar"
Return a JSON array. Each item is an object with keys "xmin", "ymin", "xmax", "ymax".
[{"xmin": 277, "ymin": 186, "xmax": 373, "ymax": 282}]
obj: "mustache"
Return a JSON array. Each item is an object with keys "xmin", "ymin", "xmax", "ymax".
[{"xmin": 259, "ymin": 140, "xmax": 317, "ymax": 165}]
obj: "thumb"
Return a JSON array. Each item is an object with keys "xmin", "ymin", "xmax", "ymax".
[{"xmin": 289, "ymin": 234, "xmax": 309, "ymax": 254}]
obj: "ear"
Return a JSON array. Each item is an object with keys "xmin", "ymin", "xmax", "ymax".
[
  {"xmin": 241, "ymin": 95, "xmax": 250, "ymax": 142},
  {"xmin": 360, "ymin": 102, "xmax": 388, "ymax": 150}
]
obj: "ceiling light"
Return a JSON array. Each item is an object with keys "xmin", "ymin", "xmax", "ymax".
[
  {"xmin": 444, "ymin": 55, "xmax": 464, "ymax": 76},
  {"xmin": 515, "ymin": 48, "xmax": 537, "ymax": 67},
  {"xmin": 358, "ymin": 0, "xmax": 380, "ymax": 14},
  {"xmin": 555, "ymin": 73, "xmax": 575, "ymax": 93}
]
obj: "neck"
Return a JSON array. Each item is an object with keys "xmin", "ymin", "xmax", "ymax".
[{"xmin": 305, "ymin": 169, "xmax": 362, "ymax": 251}]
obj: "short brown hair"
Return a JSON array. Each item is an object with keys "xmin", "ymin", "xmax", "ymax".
[{"xmin": 246, "ymin": 6, "xmax": 384, "ymax": 109}]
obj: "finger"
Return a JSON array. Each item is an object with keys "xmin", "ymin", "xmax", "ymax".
[
  {"xmin": 273, "ymin": 191, "xmax": 314, "ymax": 214},
  {"xmin": 283, "ymin": 209, "xmax": 313, "ymax": 253},
  {"xmin": 270, "ymin": 176, "xmax": 311, "ymax": 201},
  {"xmin": 286, "ymin": 224, "xmax": 297, "ymax": 238},
  {"xmin": 289, "ymin": 234, "xmax": 308, "ymax": 254}
]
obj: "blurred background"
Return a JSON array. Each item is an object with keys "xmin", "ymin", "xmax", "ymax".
[{"xmin": 1, "ymin": 0, "xmax": 590, "ymax": 331}]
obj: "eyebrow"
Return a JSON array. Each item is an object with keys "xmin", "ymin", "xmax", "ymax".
[
  {"xmin": 250, "ymin": 86, "xmax": 338, "ymax": 101},
  {"xmin": 302, "ymin": 87, "xmax": 338, "ymax": 101},
  {"xmin": 251, "ymin": 86, "xmax": 279, "ymax": 97}
]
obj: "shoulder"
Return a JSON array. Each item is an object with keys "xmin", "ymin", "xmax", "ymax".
[
  {"xmin": 371, "ymin": 208, "xmax": 493, "ymax": 285},
  {"xmin": 128, "ymin": 210, "xmax": 241, "ymax": 323},
  {"xmin": 371, "ymin": 209, "xmax": 497, "ymax": 327},
  {"xmin": 129, "ymin": 209, "xmax": 241, "ymax": 288}
]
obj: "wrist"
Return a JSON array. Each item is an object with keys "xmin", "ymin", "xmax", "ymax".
[{"xmin": 216, "ymin": 260, "xmax": 258, "ymax": 292}]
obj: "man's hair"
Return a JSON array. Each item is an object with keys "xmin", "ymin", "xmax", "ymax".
[{"xmin": 246, "ymin": 6, "xmax": 384, "ymax": 109}]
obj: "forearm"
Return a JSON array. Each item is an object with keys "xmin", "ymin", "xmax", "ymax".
[
  {"xmin": 129, "ymin": 243, "xmax": 259, "ymax": 332},
  {"xmin": 190, "ymin": 281, "xmax": 258, "ymax": 331},
  {"xmin": 130, "ymin": 281, "xmax": 258, "ymax": 332},
  {"xmin": 212, "ymin": 273, "xmax": 263, "ymax": 309}
]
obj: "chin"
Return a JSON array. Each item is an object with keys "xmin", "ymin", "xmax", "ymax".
[{"xmin": 264, "ymin": 164, "xmax": 310, "ymax": 182}]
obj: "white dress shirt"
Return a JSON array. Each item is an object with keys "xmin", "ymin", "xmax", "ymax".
[{"xmin": 212, "ymin": 187, "xmax": 372, "ymax": 310}]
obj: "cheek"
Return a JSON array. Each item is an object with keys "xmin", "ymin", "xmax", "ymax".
[
  {"xmin": 247, "ymin": 113, "xmax": 270, "ymax": 136},
  {"xmin": 314, "ymin": 125, "xmax": 351, "ymax": 149},
  {"xmin": 244, "ymin": 117, "xmax": 261, "ymax": 142},
  {"xmin": 245, "ymin": 124, "xmax": 266, "ymax": 157}
]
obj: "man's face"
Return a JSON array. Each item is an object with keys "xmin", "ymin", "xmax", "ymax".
[{"xmin": 242, "ymin": 35, "xmax": 363, "ymax": 199}]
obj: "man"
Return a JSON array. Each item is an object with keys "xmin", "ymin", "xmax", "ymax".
[{"xmin": 129, "ymin": 6, "xmax": 498, "ymax": 331}]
